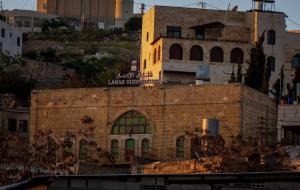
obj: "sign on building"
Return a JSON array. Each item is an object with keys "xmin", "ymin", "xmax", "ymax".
[{"xmin": 108, "ymin": 71, "xmax": 160, "ymax": 86}]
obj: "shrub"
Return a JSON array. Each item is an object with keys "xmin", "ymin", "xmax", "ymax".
[{"xmin": 23, "ymin": 50, "xmax": 38, "ymax": 60}]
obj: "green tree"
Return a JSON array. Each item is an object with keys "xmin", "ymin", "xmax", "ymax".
[
  {"xmin": 293, "ymin": 67, "xmax": 300, "ymax": 100},
  {"xmin": 125, "ymin": 17, "xmax": 142, "ymax": 31},
  {"xmin": 228, "ymin": 63, "xmax": 243, "ymax": 83},
  {"xmin": 0, "ymin": 70, "xmax": 35, "ymax": 104},
  {"xmin": 245, "ymin": 31, "xmax": 270, "ymax": 94}
]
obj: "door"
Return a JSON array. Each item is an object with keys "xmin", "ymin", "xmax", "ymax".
[{"xmin": 125, "ymin": 139, "xmax": 135, "ymax": 161}]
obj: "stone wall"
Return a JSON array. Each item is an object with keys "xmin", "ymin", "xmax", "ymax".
[
  {"xmin": 140, "ymin": 157, "xmax": 221, "ymax": 174},
  {"xmin": 30, "ymin": 84, "xmax": 276, "ymax": 163},
  {"xmin": 277, "ymin": 105, "xmax": 300, "ymax": 142}
]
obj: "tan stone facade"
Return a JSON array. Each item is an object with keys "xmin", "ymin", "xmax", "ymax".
[
  {"xmin": 36, "ymin": 0, "xmax": 133, "ymax": 28},
  {"xmin": 140, "ymin": 6, "xmax": 300, "ymax": 96},
  {"xmin": 30, "ymin": 84, "xmax": 276, "ymax": 164}
]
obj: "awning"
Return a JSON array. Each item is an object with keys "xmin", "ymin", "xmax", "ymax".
[{"xmin": 190, "ymin": 22, "xmax": 225, "ymax": 30}]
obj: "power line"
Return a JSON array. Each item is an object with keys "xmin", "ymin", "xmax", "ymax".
[
  {"xmin": 286, "ymin": 17, "xmax": 300, "ymax": 27},
  {"xmin": 182, "ymin": 1, "xmax": 222, "ymax": 10},
  {"xmin": 19, "ymin": 0, "xmax": 34, "ymax": 10}
]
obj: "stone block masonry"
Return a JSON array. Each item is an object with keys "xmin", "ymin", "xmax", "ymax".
[{"xmin": 30, "ymin": 84, "xmax": 276, "ymax": 164}]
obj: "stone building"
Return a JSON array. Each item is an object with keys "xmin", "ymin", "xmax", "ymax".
[
  {"xmin": 2, "ymin": 9, "xmax": 57, "ymax": 33},
  {"xmin": 0, "ymin": 94, "xmax": 30, "ymax": 137},
  {"xmin": 30, "ymin": 84, "xmax": 277, "ymax": 163},
  {"xmin": 140, "ymin": 1, "xmax": 300, "ymax": 94},
  {"xmin": 277, "ymin": 105, "xmax": 300, "ymax": 145},
  {"xmin": 0, "ymin": 19, "xmax": 22, "ymax": 57},
  {"xmin": 37, "ymin": 0, "xmax": 134, "ymax": 28}
]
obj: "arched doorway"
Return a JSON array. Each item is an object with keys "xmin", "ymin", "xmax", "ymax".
[{"xmin": 111, "ymin": 110, "xmax": 152, "ymax": 162}]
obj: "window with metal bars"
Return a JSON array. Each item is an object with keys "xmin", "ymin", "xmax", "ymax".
[{"xmin": 111, "ymin": 111, "xmax": 151, "ymax": 135}]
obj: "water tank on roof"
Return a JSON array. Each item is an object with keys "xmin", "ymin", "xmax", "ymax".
[
  {"xmin": 255, "ymin": 0, "xmax": 264, "ymax": 10},
  {"xmin": 202, "ymin": 119, "xmax": 220, "ymax": 137},
  {"xmin": 252, "ymin": 0, "xmax": 275, "ymax": 11}
]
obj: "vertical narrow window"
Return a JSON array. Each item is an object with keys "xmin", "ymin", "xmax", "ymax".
[
  {"xmin": 153, "ymin": 48, "xmax": 157, "ymax": 64},
  {"xmin": 47, "ymin": 137, "xmax": 57, "ymax": 161},
  {"xmin": 190, "ymin": 45, "xmax": 203, "ymax": 61},
  {"xmin": 210, "ymin": 47, "xmax": 224, "ymax": 62},
  {"xmin": 158, "ymin": 46, "xmax": 161, "ymax": 61},
  {"xmin": 143, "ymin": 59, "xmax": 147, "ymax": 69},
  {"xmin": 19, "ymin": 120, "xmax": 28, "ymax": 133},
  {"xmin": 146, "ymin": 32, "xmax": 149, "ymax": 42},
  {"xmin": 169, "ymin": 44, "xmax": 183, "ymax": 60},
  {"xmin": 79, "ymin": 140, "xmax": 88, "ymax": 160},
  {"xmin": 267, "ymin": 30, "xmax": 276, "ymax": 45},
  {"xmin": 125, "ymin": 139, "xmax": 135, "ymax": 161},
  {"xmin": 267, "ymin": 56, "xmax": 276, "ymax": 72},
  {"xmin": 176, "ymin": 136, "xmax": 185, "ymax": 159},
  {"xmin": 159, "ymin": 71, "xmax": 162, "ymax": 81},
  {"xmin": 292, "ymin": 53, "xmax": 300, "ymax": 69},
  {"xmin": 1, "ymin": 28, "xmax": 5, "ymax": 38},
  {"xmin": 8, "ymin": 119, "xmax": 17, "ymax": 133},
  {"xmin": 17, "ymin": 37, "xmax": 21, "ymax": 47},
  {"xmin": 142, "ymin": 139, "xmax": 150, "ymax": 158},
  {"xmin": 111, "ymin": 139, "xmax": 119, "ymax": 161},
  {"xmin": 62, "ymin": 139, "xmax": 74, "ymax": 158}
]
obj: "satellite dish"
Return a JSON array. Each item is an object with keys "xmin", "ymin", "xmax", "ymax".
[{"xmin": 232, "ymin": 6, "xmax": 238, "ymax": 11}]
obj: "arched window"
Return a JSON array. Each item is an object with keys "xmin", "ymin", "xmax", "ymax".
[
  {"xmin": 125, "ymin": 139, "xmax": 135, "ymax": 161},
  {"xmin": 111, "ymin": 111, "xmax": 151, "ymax": 135},
  {"xmin": 79, "ymin": 140, "xmax": 88, "ymax": 160},
  {"xmin": 47, "ymin": 137, "xmax": 57, "ymax": 161},
  {"xmin": 62, "ymin": 139, "xmax": 74, "ymax": 158},
  {"xmin": 142, "ymin": 139, "xmax": 150, "ymax": 158},
  {"xmin": 176, "ymin": 136, "xmax": 185, "ymax": 159},
  {"xmin": 267, "ymin": 30, "xmax": 276, "ymax": 45},
  {"xmin": 210, "ymin": 47, "xmax": 224, "ymax": 62},
  {"xmin": 292, "ymin": 53, "xmax": 300, "ymax": 69},
  {"xmin": 153, "ymin": 48, "xmax": 157, "ymax": 64},
  {"xmin": 230, "ymin": 48, "xmax": 244, "ymax": 64},
  {"xmin": 267, "ymin": 56, "xmax": 276, "ymax": 72},
  {"xmin": 158, "ymin": 46, "xmax": 161, "ymax": 61},
  {"xmin": 143, "ymin": 59, "xmax": 147, "ymax": 69},
  {"xmin": 111, "ymin": 139, "xmax": 119, "ymax": 161},
  {"xmin": 169, "ymin": 44, "xmax": 183, "ymax": 60},
  {"xmin": 190, "ymin": 45, "xmax": 203, "ymax": 61}
]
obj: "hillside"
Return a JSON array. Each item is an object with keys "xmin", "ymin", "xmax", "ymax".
[
  {"xmin": 22, "ymin": 26, "xmax": 140, "ymax": 89},
  {"xmin": 0, "ymin": 23, "xmax": 140, "ymax": 104}
]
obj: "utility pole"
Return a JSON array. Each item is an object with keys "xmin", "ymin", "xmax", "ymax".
[{"xmin": 140, "ymin": 3, "xmax": 145, "ymax": 15}]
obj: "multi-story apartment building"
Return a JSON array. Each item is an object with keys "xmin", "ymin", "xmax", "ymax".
[
  {"xmin": 140, "ymin": 1, "xmax": 300, "ymax": 92},
  {"xmin": 37, "ymin": 0, "xmax": 134, "ymax": 28},
  {"xmin": 2, "ymin": 9, "xmax": 57, "ymax": 33},
  {"xmin": 0, "ymin": 19, "xmax": 22, "ymax": 57},
  {"xmin": 0, "ymin": 94, "xmax": 29, "ymax": 137}
]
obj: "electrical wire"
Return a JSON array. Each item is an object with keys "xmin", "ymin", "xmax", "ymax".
[
  {"xmin": 286, "ymin": 17, "xmax": 300, "ymax": 27},
  {"xmin": 182, "ymin": 1, "xmax": 222, "ymax": 10},
  {"xmin": 19, "ymin": 0, "xmax": 34, "ymax": 10}
]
